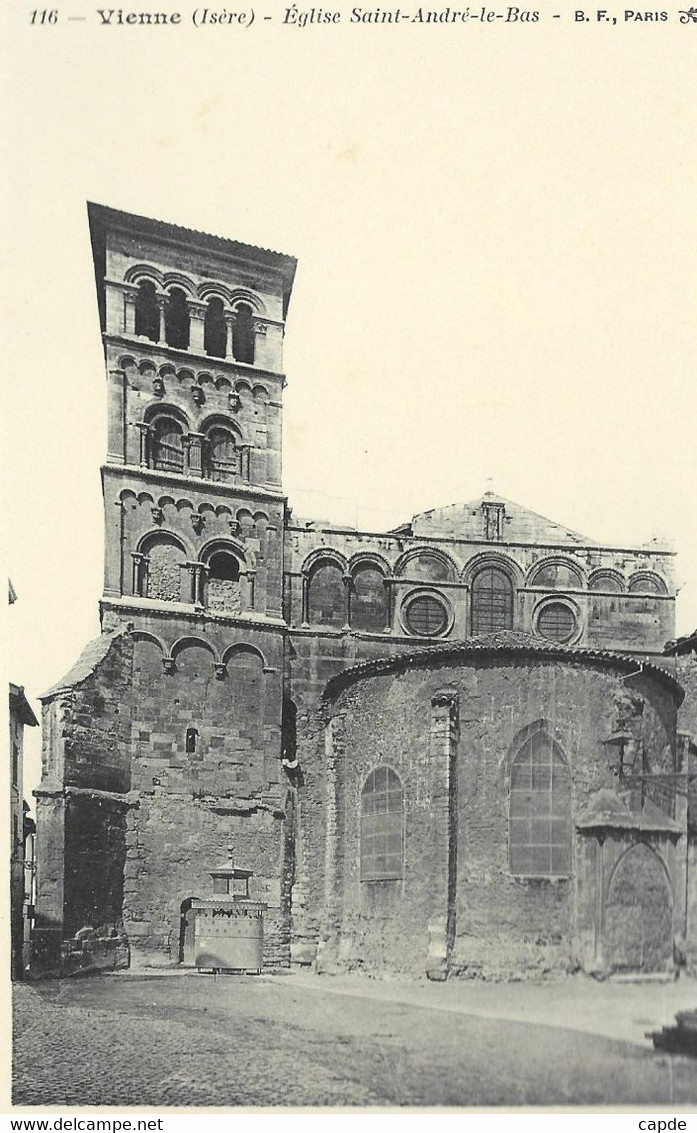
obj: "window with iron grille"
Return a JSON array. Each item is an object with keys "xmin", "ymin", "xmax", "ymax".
[
  {"xmin": 361, "ymin": 766, "xmax": 404, "ymax": 882},
  {"xmin": 536, "ymin": 602, "xmax": 576, "ymax": 643},
  {"xmin": 404, "ymin": 594, "xmax": 448, "ymax": 636},
  {"xmin": 509, "ymin": 729, "xmax": 571, "ymax": 877},
  {"xmin": 471, "ymin": 567, "xmax": 513, "ymax": 635},
  {"xmin": 205, "ymin": 427, "xmax": 238, "ymax": 482},
  {"xmin": 151, "ymin": 416, "xmax": 185, "ymax": 473}
]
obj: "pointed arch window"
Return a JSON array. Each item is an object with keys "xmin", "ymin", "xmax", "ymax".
[
  {"xmin": 232, "ymin": 302, "xmax": 255, "ymax": 364},
  {"xmin": 509, "ymin": 728, "xmax": 572, "ymax": 877},
  {"xmin": 164, "ymin": 288, "xmax": 190, "ymax": 350},
  {"xmin": 204, "ymin": 297, "xmax": 227, "ymax": 358},
  {"xmin": 135, "ymin": 280, "xmax": 159, "ymax": 341},
  {"xmin": 361, "ymin": 766, "xmax": 404, "ymax": 882},
  {"xmin": 471, "ymin": 567, "xmax": 513, "ymax": 635}
]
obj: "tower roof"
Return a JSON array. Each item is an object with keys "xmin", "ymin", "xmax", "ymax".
[{"xmin": 87, "ymin": 202, "xmax": 298, "ymax": 321}]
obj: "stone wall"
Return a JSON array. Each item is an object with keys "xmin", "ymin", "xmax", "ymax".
[
  {"xmin": 35, "ymin": 623, "xmax": 294, "ymax": 973},
  {"xmin": 299, "ymin": 649, "xmax": 681, "ymax": 980}
]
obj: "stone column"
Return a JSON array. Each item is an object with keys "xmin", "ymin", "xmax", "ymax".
[
  {"xmin": 131, "ymin": 552, "xmax": 147, "ymax": 597},
  {"xmin": 224, "ymin": 312, "xmax": 235, "ymax": 361},
  {"xmin": 301, "ymin": 575, "xmax": 310, "ymax": 627},
  {"xmin": 184, "ymin": 433, "xmax": 205, "ymax": 479},
  {"xmin": 316, "ymin": 713, "xmax": 346, "ymax": 974},
  {"xmin": 426, "ymin": 690, "xmax": 459, "ymax": 980},
  {"xmin": 342, "ymin": 574, "xmax": 352, "ymax": 630},
  {"xmin": 240, "ymin": 444, "xmax": 252, "ymax": 483},
  {"xmin": 674, "ymin": 733, "xmax": 691, "ymax": 965},
  {"xmin": 136, "ymin": 422, "xmax": 152, "ymax": 468},
  {"xmin": 156, "ymin": 294, "xmax": 167, "ymax": 345},
  {"xmin": 106, "ymin": 369, "xmax": 127, "ymax": 465},
  {"xmin": 187, "ymin": 300, "xmax": 207, "ymax": 354},
  {"xmin": 123, "ymin": 286, "xmax": 138, "ymax": 335},
  {"xmin": 186, "ymin": 561, "xmax": 206, "ymax": 605}
]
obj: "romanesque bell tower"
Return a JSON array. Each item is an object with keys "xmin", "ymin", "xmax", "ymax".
[
  {"xmin": 78, "ymin": 205, "xmax": 297, "ymax": 965},
  {"xmin": 88, "ymin": 204, "xmax": 296, "ymax": 631}
]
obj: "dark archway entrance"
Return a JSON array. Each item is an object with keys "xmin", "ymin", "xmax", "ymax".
[
  {"xmin": 179, "ymin": 897, "xmax": 199, "ymax": 965},
  {"xmin": 605, "ymin": 844, "xmax": 673, "ymax": 973}
]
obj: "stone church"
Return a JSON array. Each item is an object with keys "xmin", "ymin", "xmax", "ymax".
[{"xmin": 33, "ymin": 205, "xmax": 696, "ymax": 981}]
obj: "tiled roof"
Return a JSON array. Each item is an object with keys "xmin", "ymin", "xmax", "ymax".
[
  {"xmin": 323, "ymin": 630, "xmax": 683, "ymax": 701},
  {"xmin": 664, "ymin": 629, "xmax": 697, "ymax": 657}
]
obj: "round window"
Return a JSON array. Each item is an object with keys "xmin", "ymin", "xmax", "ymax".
[
  {"xmin": 537, "ymin": 602, "xmax": 577, "ymax": 643},
  {"xmin": 404, "ymin": 594, "xmax": 449, "ymax": 637}
]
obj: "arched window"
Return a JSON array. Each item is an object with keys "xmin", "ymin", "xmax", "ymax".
[
  {"xmin": 185, "ymin": 726, "xmax": 199, "ymax": 754},
  {"xmin": 164, "ymin": 288, "xmax": 190, "ymax": 350},
  {"xmin": 307, "ymin": 562, "xmax": 345, "ymax": 628},
  {"xmin": 205, "ymin": 550, "xmax": 242, "ymax": 613},
  {"xmin": 135, "ymin": 280, "xmax": 159, "ymax": 341},
  {"xmin": 204, "ymin": 297, "xmax": 227, "ymax": 358},
  {"xmin": 531, "ymin": 561, "xmax": 583, "ymax": 590},
  {"xmin": 204, "ymin": 426, "xmax": 238, "ymax": 481},
  {"xmin": 349, "ymin": 566, "xmax": 388, "ymax": 632},
  {"xmin": 628, "ymin": 574, "xmax": 664, "ymax": 595},
  {"xmin": 361, "ymin": 766, "xmax": 404, "ymax": 882},
  {"xmin": 151, "ymin": 415, "xmax": 185, "ymax": 473},
  {"xmin": 471, "ymin": 567, "xmax": 514, "ymax": 635},
  {"xmin": 589, "ymin": 572, "xmax": 622, "ymax": 593},
  {"xmin": 141, "ymin": 535, "xmax": 185, "ymax": 602},
  {"xmin": 401, "ymin": 552, "xmax": 452, "ymax": 581},
  {"xmin": 509, "ymin": 728, "xmax": 571, "ymax": 877},
  {"xmin": 232, "ymin": 303, "xmax": 255, "ymax": 364}
]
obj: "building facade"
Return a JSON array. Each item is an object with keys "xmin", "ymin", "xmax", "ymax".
[
  {"xmin": 10, "ymin": 679, "xmax": 39, "ymax": 979},
  {"xmin": 33, "ymin": 206, "xmax": 695, "ymax": 979}
]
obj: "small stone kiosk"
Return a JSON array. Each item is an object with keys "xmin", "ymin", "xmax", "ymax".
[{"xmin": 192, "ymin": 867, "xmax": 265, "ymax": 974}]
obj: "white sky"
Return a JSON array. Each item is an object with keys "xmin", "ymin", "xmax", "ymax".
[{"xmin": 3, "ymin": 19, "xmax": 696, "ymax": 802}]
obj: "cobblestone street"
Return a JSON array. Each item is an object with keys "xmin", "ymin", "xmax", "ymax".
[{"xmin": 13, "ymin": 972, "xmax": 697, "ymax": 1109}]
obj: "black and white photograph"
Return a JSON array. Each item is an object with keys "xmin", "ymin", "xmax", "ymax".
[{"xmin": 4, "ymin": 4, "xmax": 697, "ymax": 1114}]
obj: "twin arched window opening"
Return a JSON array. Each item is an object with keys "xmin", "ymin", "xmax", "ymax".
[
  {"xmin": 146, "ymin": 412, "xmax": 240, "ymax": 483},
  {"xmin": 306, "ymin": 561, "xmax": 389, "ymax": 632},
  {"xmin": 134, "ymin": 536, "xmax": 246, "ymax": 613},
  {"xmin": 134, "ymin": 280, "xmax": 256, "ymax": 363}
]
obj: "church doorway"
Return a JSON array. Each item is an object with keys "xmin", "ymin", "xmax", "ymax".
[{"xmin": 605, "ymin": 844, "xmax": 673, "ymax": 973}]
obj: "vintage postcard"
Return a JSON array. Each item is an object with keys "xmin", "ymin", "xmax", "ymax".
[{"xmin": 3, "ymin": 0, "xmax": 697, "ymax": 1114}]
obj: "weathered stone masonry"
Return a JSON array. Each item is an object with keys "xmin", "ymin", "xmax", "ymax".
[{"xmin": 32, "ymin": 205, "xmax": 696, "ymax": 979}]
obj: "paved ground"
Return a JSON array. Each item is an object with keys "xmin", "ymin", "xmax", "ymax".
[{"xmin": 12, "ymin": 971, "xmax": 697, "ymax": 1109}]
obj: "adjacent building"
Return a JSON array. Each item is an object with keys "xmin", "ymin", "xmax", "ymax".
[{"xmin": 10, "ymin": 679, "xmax": 39, "ymax": 979}]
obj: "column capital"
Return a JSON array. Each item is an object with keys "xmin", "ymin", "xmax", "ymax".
[{"xmin": 187, "ymin": 299, "xmax": 207, "ymax": 320}]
